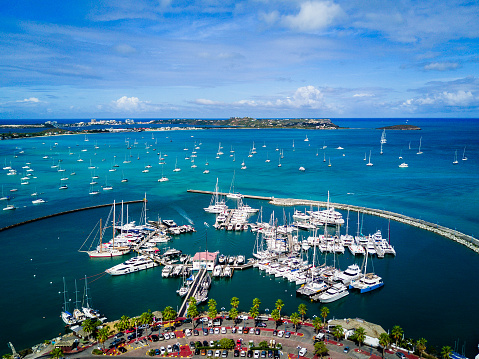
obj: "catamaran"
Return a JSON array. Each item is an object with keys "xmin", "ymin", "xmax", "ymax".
[{"xmin": 204, "ymin": 178, "xmax": 227, "ymax": 213}]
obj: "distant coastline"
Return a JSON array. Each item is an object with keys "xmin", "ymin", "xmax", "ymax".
[{"xmin": 377, "ymin": 124, "xmax": 421, "ymax": 130}]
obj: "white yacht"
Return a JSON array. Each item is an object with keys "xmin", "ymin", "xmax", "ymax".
[
  {"xmin": 316, "ymin": 283, "xmax": 349, "ymax": 303},
  {"xmin": 349, "ymin": 273, "xmax": 384, "ymax": 293},
  {"xmin": 106, "ymin": 256, "xmax": 158, "ymax": 276},
  {"xmin": 204, "ymin": 178, "xmax": 228, "ymax": 213},
  {"xmin": 336, "ymin": 264, "xmax": 362, "ymax": 284}
]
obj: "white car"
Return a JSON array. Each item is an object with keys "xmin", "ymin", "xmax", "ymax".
[
  {"xmin": 240, "ymin": 351, "xmax": 246, "ymax": 357},
  {"xmin": 277, "ymin": 331, "xmax": 284, "ymax": 338},
  {"xmin": 254, "ymin": 350, "xmax": 260, "ymax": 359},
  {"xmin": 160, "ymin": 346, "xmax": 166, "ymax": 355},
  {"xmin": 214, "ymin": 327, "xmax": 220, "ymax": 334},
  {"xmin": 170, "ymin": 332, "xmax": 176, "ymax": 339},
  {"xmin": 221, "ymin": 327, "xmax": 227, "ymax": 334},
  {"xmin": 299, "ymin": 348, "xmax": 307, "ymax": 357},
  {"xmin": 185, "ymin": 329, "xmax": 192, "ymax": 336},
  {"xmin": 215, "ymin": 350, "xmax": 221, "ymax": 357},
  {"xmin": 238, "ymin": 326, "xmax": 243, "ymax": 333},
  {"xmin": 167, "ymin": 345, "xmax": 173, "ymax": 353},
  {"xmin": 163, "ymin": 333, "xmax": 170, "ymax": 340}
]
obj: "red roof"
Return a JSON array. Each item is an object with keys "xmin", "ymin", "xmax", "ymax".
[{"xmin": 192, "ymin": 251, "xmax": 218, "ymax": 261}]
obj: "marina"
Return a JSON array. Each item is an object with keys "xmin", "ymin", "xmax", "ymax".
[{"xmin": 0, "ymin": 119, "xmax": 478, "ymax": 357}]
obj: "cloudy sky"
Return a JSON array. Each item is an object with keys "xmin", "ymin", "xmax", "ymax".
[{"xmin": 1, "ymin": 0, "xmax": 478, "ymax": 119}]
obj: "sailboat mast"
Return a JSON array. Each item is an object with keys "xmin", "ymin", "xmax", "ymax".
[
  {"xmin": 112, "ymin": 200, "xmax": 116, "ymax": 248},
  {"xmin": 100, "ymin": 218, "xmax": 103, "ymax": 252}
]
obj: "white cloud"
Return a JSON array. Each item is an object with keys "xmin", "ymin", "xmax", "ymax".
[
  {"xmin": 353, "ymin": 93, "xmax": 374, "ymax": 97},
  {"xmin": 282, "ymin": 1, "xmax": 344, "ymax": 32},
  {"xmin": 113, "ymin": 44, "xmax": 137, "ymax": 55},
  {"xmin": 111, "ymin": 96, "xmax": 150, "ymax": 111},
  {"xmin": 194, "ymin": 99, "xmax": 223, "ymax": 105},
  {"xmin": 424, "ymin": 62, "xmax": 460, "ymax": 71},
  {"xmin": 402, "ymin": 90, "xmax": 476, "ymax": 109},
  {"xmin": 17, "ymin": 97, "xmax": 40, "ymax": 103}
]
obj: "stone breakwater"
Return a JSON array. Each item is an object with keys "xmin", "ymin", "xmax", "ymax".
[{"xmin": 187, "ymin": 190, "xmax": 479, "ymax": 254}]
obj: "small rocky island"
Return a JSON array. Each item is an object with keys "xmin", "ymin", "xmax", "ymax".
[
  {"xmin": 156, "ymin": 117, "xmax": 339, "ymax": 129},
  {"xmin": 377, "ymin": 124, "xmax": 421, "ymax": 130}
]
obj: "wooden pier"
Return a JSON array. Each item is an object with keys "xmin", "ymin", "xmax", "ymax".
[
  {"xmin": 187, "ymin": 189, "xmax": 479, "ymax": 254},
  {"xmin": 178, "ymin": 268, "xmax": 207, "ymax": 318}
]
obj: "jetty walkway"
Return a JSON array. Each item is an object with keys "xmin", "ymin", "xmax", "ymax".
[
  {"xmin": 0, "ymin": 199, "xmax": 146, "ymax": 232},
  {"xmin": 187, "ymin": 189, "xmax": 479, "ymax": 254},
  {"xmin": 178, "ymin": 268, "xmax": 207, "ymax": 318}
]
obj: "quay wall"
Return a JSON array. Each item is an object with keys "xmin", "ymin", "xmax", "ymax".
[
  {"xmin": 0, "ymin": 200, "xmax": 146, "ymax": 232},
  {"xmin": 187, "ymin": 190, "xmax": 479, "ymax": 254}
]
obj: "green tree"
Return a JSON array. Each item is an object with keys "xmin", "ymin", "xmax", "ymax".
[
  {"xmin": 229, "ymin": 307, "xmax": 238, "ymax": 324},
  {"xmin": 231, "ymin": 297, "xmax": 240, "ymax": 309},
  {"xmin": 379, "ymin": 333, "xmax": 391, "ymax": 359},
  {"xmin": 298, "ymin": 304, "xmax": 307, "ymax": 322},
  {"xmin": 332, "ymin": 325, "xmax": 344, "ymax": 341},
  {"xmin": 253, "ymin": 298, "xmax": 261, "ymax": 309},
  {"xmin": 187, "ymin": 297, "xmax": 199, "ymax": 329},
  {"xmin": 258, "ymin": 341, "xmax": 269, "ymax": 349},
  {"xmin": 441, "ymin": 346, "xmax": 452, "ymax": 359},
  {"xmin": 271, "ymin": 309, "xmax": 281, "ymax": 329},
  {"xmin": 82, "ymin": 318, "xmax": 98, "ymax": 339},
  {"xmin": 139, "ymin": 310, "xmax": 154, "ymax": 325},
  {"xmin": 97, "ymin": 327, "xmax": 111, "ymax": 350},
  {"xmin": 249, "ymin": 305, "xmax": 259, "ymax": 322},
  {"xmin": 290, "ymin": 312, "xmax": 300, "ymax": 332},
  {"xmin": 114, "ymin": 315, "xmax": 131, "ymax": 332},
  {"xmin": 163, "ymin": 306, "xmax": 177, "ymax": 322},
  {"xmin": 314, "ymin": 341, "xmax": 328, "ymax": 357},
  {"xmin": 416, "ymin": 338, "xmax": 427, "ymax": 359},
  {"xmin": 50, "ymin": 347, "xmax": 63, "ymax": 359},
  {"xmin": 313, "ymin": 317, "xmax": 322, "ymax": 333},
  {"xmin": 275, "ymin": 299, "xmax": 284, "ymax": 316},
  {"xmin": 320, "ymin": 307, "xmax": 329, "ymax": 327},
  {"xmin": 391, "ymin": 325, "xmax": 404, "ymax": 347},
  {"xmin": 208, "ymin": 299, "xmax": 218, "ymax": 319},
  {"xmin": 354, "ymin": 327, "xmax": 366, "ymax": 349},
  {"xmin": 218, "ymin": 338, "xmax": 235, "ymax": 349}
]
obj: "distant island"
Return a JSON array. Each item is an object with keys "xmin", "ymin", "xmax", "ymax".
[
  {"xmin": 377, "ymin": 124, "xmax": 421, "ymax": 130},
  {"xmin": 153, "ymin": 117, "xmax": 340, "ymax": 129}
]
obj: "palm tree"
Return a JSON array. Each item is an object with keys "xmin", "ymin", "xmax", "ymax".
[
  {"xmin": 82, "ymin": 318, "xmax": 98, "ymax": 339},
  {"xmin": 313, "ymin": 317, "xmax": 322, "ymax": 333},
  {"xmin": 50, "ymin": 347, "xmax": 63, "ymax": 359},
  {"xmin": 139, "ymin": 310, "xmax": 154, "ymax": 325},
  {"xmin": 314, "ymin": 341, "xmax": 328, "ymax": 357},
  {"xmin": 163, "ymin": 306, "xmax": 177, "ymax": 322},
  {"xmin": 441, "ymin": 346, "xmax": 452, "ymax": 359},
  {"xmin": 355, "ymin": 327, "xmax": 366, "ymax": 349},
  {"xmin": 379, "ymin": 333, "xmax": 391, "ymax": 359},
  {"xmin": 97, "ymin": 327, "xmax": 111, "ymax": 350},
  {"xmin": 229, "ymin": 307, "xmax": 238, "ymax": 324},
  {"xmin": 391, "ymin": 325, "xmax": 404, "ymax": 347},
  {"xmin": 253, "ymin": 298, "xmax": 261, "ymax": 309},
  {"xmin": 271, "ymin": 309, "xmax": 281, "ymax": 329},
  {"xmin": 332, "ymin": 325, "xmax": 344, "ymax": 342},
  {"xmin": 290, "ymin": 312, "xmax": 300, "ymax": 332},
  {"xmin": 298, "ymin": 304, "xmax": 307, "ymax": 322},
  {"xmin": 187, "ymin": 297, "xmax": 199, "ymax": 329},
  {"xmin": 249, "ymin": 306, "xmax": 259, "ymax": 323},
  {"xmin": 416, "ymin": 338, "xmax": 427, "ymax": 359},
  {"xmin": 275, "ymin": 299, "xmax": 284, "ymax": 317},
  {"xmin": 114, "ymin": 315, "xmax": 131, "ymax": 332},
  {"xmin": 208, "ymin": 299, "xmax": 218, "ymax": 319},
  {"xmin": 231, "ymin": 297, "xmax": 240, "ymax": 309},
  {"xmin": 320, "ymin": 306, "xmax": 329, "ymax": 328}
]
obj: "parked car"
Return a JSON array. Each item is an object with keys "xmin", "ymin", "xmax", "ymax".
[
  {"xmin": 201, "ymin": 349, "xmax": 207, "ymax": 356},
  {"xmin": 222, "ymin": 350, "xmax": 228, "ymax": 357},
  {"xmin": 195, "ymin": 348, "xmax": 201, "ymax": 355},
  {"xmin": 221, "ymin": 327, "xmax": 227, "ymax": 334},
  {"xmin": 160, "ymin": 347, "xmax": 166, "ymax": 355},
  {"xmin": 396, "ymin": 353, "xmax": 407, "ymax": 359},
  {"xmin": 284, "ymin": 332, "xmax": 291, "ymax": 338},
  {"xmin": 167, "ymin": 345, "xmax": 173, "ymax": 353},
  {"xmin": 272, "ymin": 330, "xmax": 278, "ymax": 336},
  {"xmin": 241, "ymin": 350, "xmax": 246, "ymax": 357},
  {"xmin": 277, "ymin": 331, "xmax": 284, "ymax": 338},
  {"xmin": 255, "ymin": 328, "xmax": 260, "ymax": 335},
  {"xmin": 256, "ymin": 322, "xmax": 267, "ymax": 328},
  {"xmin": 254, "ymin": 350, "xmax": 260, "ymax": 358},
  {"xmin": 114, "ymin": 332, "xmax": 124, "ymax": 339},
  {"xmin": 268, "ymin": 350, "xmax": 273, "ymax": 358},
  {"xmin": 151, "ymin": 334, "xmax": 159, "ymax": 342},
  {"xmin": 343, "ymin": 347, "xmax": 350, "ymax": 353},
  {"xmin": 247, "ymin": 350, "xmax": 253, "ymax": 358},
  {"xmin": 298, "ymin": 348, "xmax": 307, "ymax": 357},
  {"xmin": 232, "ymin": 327, "xmax": 237, "ymax": 334},
  {"xmin": 234, "ymin": 349, "xmax": 240, "ymax": 357},
  {"xmin": 203, "ymin": 340, "xmax": 209, "ymax": 347},
  {"xmin": 118, "ymin": 347, "xmax": 127, "ymax": 353},
  {"xmin": 194, "ymin": 329, "xmax": 199, "ymax": 336}
]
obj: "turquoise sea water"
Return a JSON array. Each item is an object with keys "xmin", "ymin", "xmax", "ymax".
[{"xmin": 0, "ymin": 118, "xmax": 478, "ymax": 356}]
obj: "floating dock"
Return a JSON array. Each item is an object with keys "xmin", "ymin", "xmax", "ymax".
[{"xmin": 187, "ymin": 189, "xmax": 479, "ymax": 254}]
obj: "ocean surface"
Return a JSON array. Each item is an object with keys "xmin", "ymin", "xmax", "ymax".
[{"xmin": 0, "ymin": 118, "xmax": 478, "ymax": 357}]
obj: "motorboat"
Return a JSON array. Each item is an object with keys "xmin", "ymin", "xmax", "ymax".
[{"xmin": 316, "ymin": 283, "xmax": 349, "ymax": 303}]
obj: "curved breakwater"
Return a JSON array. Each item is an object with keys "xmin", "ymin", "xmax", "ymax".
[
  {"xmin": 0, "ymin": 199, "xmax": 146, "ymax": 232},
  {"xmin": 187, "ymin": 189, "xmax": 479, "ymax": 254}
]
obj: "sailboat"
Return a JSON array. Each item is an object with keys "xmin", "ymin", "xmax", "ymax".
[
  {"xmin": 278, "ymin": 156, "xmax": 282, "ymax": 167},
  {"xmin": 328, "ymin": 158, "xmax": 332, "ymax": 167},
  {"xmin": 89, "ymin": 183, "xmax": 100, "ymax": 195},
  {"xmin": 265, "ymin": 152, "xmax": 271, "ymax": 163},
  {"xmin": 462, "ymin": 146, "xmax": 468, "ymax": 161},
  {"xmin": 191, "ymin": 158, "xmax": 197, "ymax": 168},
  {"xmin": 61, "ymin": 278, "xmax": 76, "ymax": 325},
  {"xmin": 380, "ymin": 129, "xmax": 387, "ymax": 144},
  {"xmin": 380, "ymin": 141, "xmax": 384, "ymax": 155},
  {"xmin": 364, "ymin": 153, "xmax": 367, "ymax": 161},
  {"xmin": 304, "ymin": 135, "xmax": 309, "ymax": 142},
  {"xmin": 227, "ymin": 171, "xmax": 243, "ymax": 199},
  {"xmin": 204, "ymin": 178, "xmax": 227, "ymax": 213},
  {"xmin": 323, "ymin": 152, "xmax": 326, "ymax": 162},
  {"xmin": 82, "ymin": 275, "xmax": 101, "ymax": 319},
  {"xmin": 102, "ymin": 176, "xmax": 113, "ymax": 191},
  {"xmin": 121, "ymin": 171, "xmax": 128, "ymax": 182},
  {"xmin": 173, "ymin": 157, "xmax": 181, "ymax": 172},
  {"xmin": 366, "ymin": 150, "xmax": 373, "ymax": 166},
  {"xmin": 241, "ymin": 160, "xmax": 247, "ymax": 170},
  {"xmin": 158, "ymin": 164, "xmax": 169, "ymax": 182},
  {"xmin": 417, "ymin": 137, "xmax": 423, "ymax": 154},
  {"xmin": 0, "ymin": 186, "xmax": 11, "ymax": 201},
  {"xmin": 292, "ymin": 139, "xmax": 295, "ymax": 151},
  {"xmin": 453, "ymin": 150, "xmax": 459, "ymax": 165}
]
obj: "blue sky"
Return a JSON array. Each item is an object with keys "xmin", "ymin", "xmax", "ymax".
[{"xmin": 1, "ymin": 0, "xmax": 478, "ymax": 119}]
